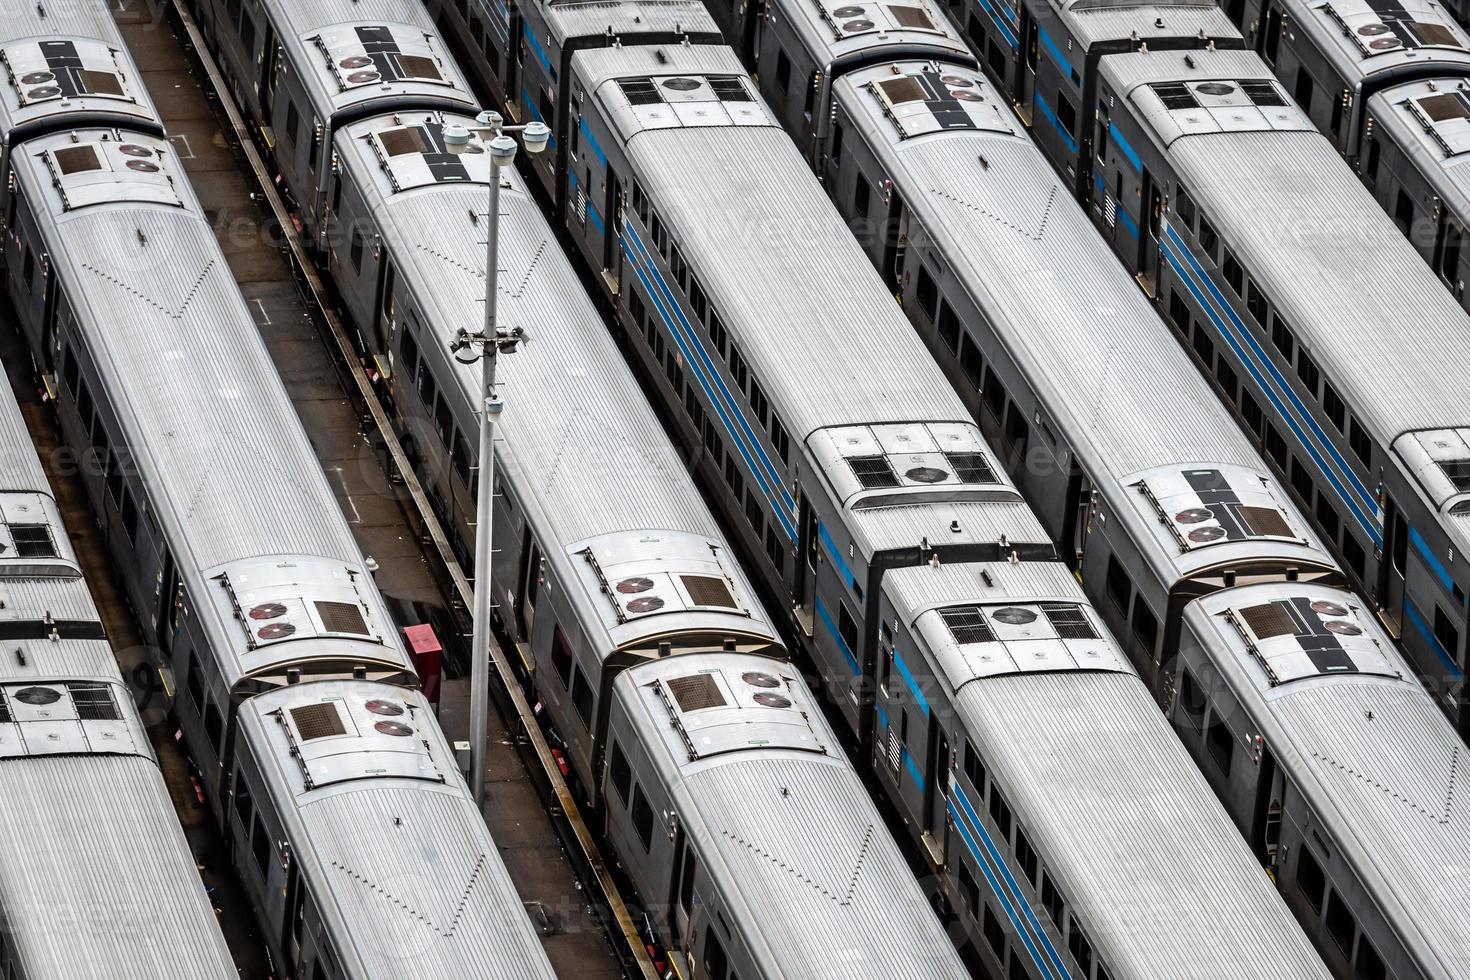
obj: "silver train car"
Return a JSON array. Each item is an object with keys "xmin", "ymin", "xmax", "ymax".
[
  {"xmin": 0, "ymin": 358, "xmax": 235, "ymax": 977},
  {"xmin": 737, "ymin": 6, "xmax": 1470, "ymax": 972},
  {"xmin": 231, "ymin": 681, "xmax": 557, "ymax": 978},
  {"xmin": 432, "ymin": 2, "xmax": 1335, "ymax": 977},
  {"xmin": 194, "ymin": 3, "xmax": 988, "ymax": 977},
  {"xmin": 1086, "ymin": 49, "xmax": 1470, "ymax": 719},
  {"xmin": 0, "ymin": 3, "xmax": 558, "ymax": 977}
]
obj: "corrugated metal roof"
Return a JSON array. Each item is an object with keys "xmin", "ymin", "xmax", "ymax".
[
  {"xmin": 621, "ymin": 655, "xmax": 971, "ymax": 978},
  {"xmin": 1191, "ymin": 582, "xmax": 1470, "ymax": 979},
  {"xmin": 1272, "ymin": 0, "xmax": 1470, "ymax": 89},
  {"xmin": 1369, "ymin": 78, "xmax": 1470, "ymax": 224},
  {"xmin": 547, "ymin": 0, "xmax": 718, "ymax": 44},
  {"xmin": 0, "ymin": 755, "xmax": 236, "ymax": 979},
  {"xmin": 243, "ymin": 682, "xmax": 557, "ymax": 978},
  {"xmin": 962, "ymin": 671, "xmax": 1330, "ymax": 978},
  {"xmin": 1064, "ymin": 2, "xmax": 1237, "ymax": 50},
  {"xmin": 0, "ymin": 386, "xmax": 49, "ymax": 491}
]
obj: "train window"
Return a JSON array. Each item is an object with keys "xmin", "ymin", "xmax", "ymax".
[
  {"xmin": 1214, "ymin": 355, "xmax": 1237, "ymax": 403},
  {"xmin": 1245, "ymin": 279, "xmax": 1269, "ymax": 326},
  {"xmin": 987, "ymin": 40, "xmax": 1006, "ymax": 80},
  {"xmin": 76, "ymin": 379, "xmax": 93, "ymax": 435},
  {"xmin": 1009, "ymin": 951, "xmax": 1028, "ymax": 980},
  {"xmin": 632, "ymin": 181, "xmax": 646, "ymax": 223},
  {"xmin": 350, "ymin": 225, "xmax": 366, "ymax": 273},
  {"xmin": 915, "ymin": 267, "xmax": 939, "ymax": 321},
  {"xmin": 1198, "ymin": 214, "xmax": 1219, "ymax": 259},
  {"xmin": 724, "ymin": 452, "xmax": 743, "ymax": 499},
  {"xmin": 399, "ymin": 328, "xmax": 419, "ymax": 382},
  {"xmin": 1322, "ymin": 382, "xmax": 1345, "ymax": 432},
  {"xmin": 573, "ymin": 667, "xmax": 596, "ymax": 728},
  {"xmin": 609, "ymin": 742, "xmax": 632, "ymax": 806},
  {"xmin": 671, "ymin": 245, "xmax": 688, "ymax": 292},
  {"xmin": 745, "ymin": 487, "xmax": 764, "ymax": 535},
  {"xmin": 854, "ymin": 174, "xmax": 871, "ymax": 218},
  {"xmin": 551, "ymin": 626, "xmax": 574, "ymax": 688},
  {"xmin": 764, "ymin": 523, "xmax": 785, "ymax": 571},
  {"xmin": 1348, "ymin": 417, "xmax": 1372, "ymax": 468},
  {"xmin": 1190, "ymin": 321, "xmax": 1214, "ymax": 365},
  {"xmin": 1067, "ymin": 917, "xmax": 1093, "ymax": 974},
  {"xmin": 1364, "ymin": 136, "xmax": 1382, "ymax": 186},
  {"xmin": 1167, "ymin": 291, "xmax": 1189, "ymax": 335},
  {"xmin": 963, "ymin": 739, "xmax": 985, "ymax": 789},
  {"xmin": 709, "ymin": 312, "xmax": 728, "ymax": 358},
  {"xmin": 1241, "ymin": 388, "xmax": 1263, "ymax": 440},
  {"xmin": 538, "ymin": 90, "xmax": 554, "ymax": 129},
  {"xmin": 1290, "ymin": 456, "xmax": 1313, "ymax": 503},
  {"xmin": 1441, "ymin": 217, "xmax": 1464, "ymax": 284},
  {"xmin": 629, "ymin": 289, "xmax": 646, "ymax": 329},
  {"xmin": 1265, "ymin": 422, "xmax": 1287, "ymax": 467},
  {"xmin": 983, "ymin": 903, "xmax": 1005, "ymax": 956},
  {"xmin": 1177, "ymin": 668, "xmax": 1206, "ymax": 733},
  {"xmin": 838, "ymin": 602, "xmax": 859, "ymax": 656},
  {"xmin": 1394, "ymin": 190, "xmax": 1414, "ymax": 235},
  {"xmin": 830, "ymin": 122, "xmax": 843, "ymax": 167},
  {"xmin": 665, "ymin": 348, "xmax": 680, "ymax": 390},
  {"xmin": 1014, "ymin": 828, "xmax": 1038, "ymax": 884},
  {"xmin": 1294, "ymin": 69, "xmax": 1314, "ymax": 114},
  {"xmin": 1056, "ymin": 93, "xmax": 1077, "ymax": 137},
  {"xmin": 20, "ymin": 248, "xmax": 33, "ymax": 293},
  {"xmin": 1003, "ymin": 402, "xmax": 1028, "ymax": 449},
  {"xmin": 1315, "ymin": 492, "xmax": 1339, "ymax": 540},
  {"xmin": 750, "ymin": 380, "xmax": 769, "ymax": 430},
  {"xmin": 205, "ymin": 701, "xmax": 224, "ymax": 754},
  {"xmin": 730, "ymin": 345, "xmax": 749, "ymax": 391},
  {"xmin": 452, "ymin": 430, "xmax": 471, "ymax": 487},
  {"xmin": 684, "ymin": 385, "xmax": 704, "ymax": 430},
  {"xmin": 1356, "ymin": 937, "xmax": 1387, "ymax": 980},
  {"xmin": 184, "ymin": 651, "xmax": 203, "ymax": 709},
  {"xmin": 988, "ymin": 787, "xmax": 1012, "ymax": 839},
  {"xmin": 704, "ymin": 927, "xmax": 728, "ymax": 979},
  {"xmin": 1325, "ymin": 890, "xmax": 1355, "ymax": 956},
  {"xmin": 631, "ymin": 784, "xmax": 654, "ymax": 851},
  {"xmin": 239, "ymin": 11, "xmax": 256, "ymax": 55},
  {"xmin": 250, "ymin": 813, "xmax": 271, "ymax": 878},
  {"xmin": 1173, "ymin": 183, "xmax": 1195, "ymax": 231},
  {"xmin": 960, "ymin": 333, "xmax": 984, "ymax": 389},
  {"xmin": 690, "ymin": 280, "xmax": 708, "ymax": 322},
  {"xmin": 121, "ymin": 491, "xmax": 139, "ymax": 544},
  {"xmin": 934, "ymin": 299, "xmax": 958, "ymax": 352},
  {"xmin": 1434, "ymin": 606, "xmax": 1460, "ymax": 664},
  {"xmin": 966, "ymin": 10, "xmax": 987, "ymax": 50},
  {"xmin": 1105, "ymin": 555, "xmax": 1132, "ymax": 613},
  {"xmin": 776, "ymin": 50, "xmax": 792, "ymax": 94},
  {"xmin": 1131, "ymin": 600, "xmax": 1158, "ymax": 653},
  {"xmin": 959, "ymin": 861, "xmax": 980, "ymax": 915},
  {"xmin": 1296, "ymin": 845, "xmax": 1326, "ymax": 912},
  {"xmin": 285, "ymin": 101, "xmax": 301, "ymax": 150},
  {"xmin": 105, "ymin": 451, "xmax": 124, "ymax": 507},
  {"xmin": 771, "ymin": 416, "xmax": 790, "ymax": 463},
  {"xmin": 1221, "ymin": 249, "xmax": 1243, "ymax": 295},
  {"xmin": 61, "ymin": 348, "xmax": 79, "ymax": 396},
  {"xmin": 1296, "ymin": 348, "xmax": 1320, "ymax": 397},
  {"xmin": 981, "ymin": 367, "xmax": 1005, "ymax": 419},
  {"xmin": 704, "ymin": 417, "xmax": 723, "ymax": 461},
  {"xmin": 1040, "ymin": 874, "xmax": 1064, "ymax": 927},
  {"xmin": 232, "ymin": 773, "xmax": 252, "ymax": 829},
  {"xmin": 434, "ymin": 396, "xmax": 453, "ymax": 445},
  {"xmin": 1341, "ymin": 532, "xmax": 1366, "ymax": 582},
  {"xmin": 649, "ymin": 211, "xmax": 664, "ymax": 251},
  {"xmin": 1205, "ymin": 712, "xmax": 1234, "ymax": 775}
]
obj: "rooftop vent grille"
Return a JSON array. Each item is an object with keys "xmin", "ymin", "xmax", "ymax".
[
  {"xmin": 291, "ymin": 702, "xmax": 347, "ymax": 741},
  {"xmin": 708, "ymin": 76, "xmax": 752, "ymax": 102},
  {"xmin": 1240, "ymin": 80, "xmax": 1287, "ymax": 107},
  {"xmin": 378, "ymin": 127, "xmax": 429, "ymax": 157},
  {"xmin": 1041, "ymin": 604, "xmax": 1097, "ymax": 639},
  {"xmin": 1241, "ymin": 505, "xmax": 1293, "ymax": 538},
  {"xmin": 619, "ymin": 78, "xmax": 662, "ymax": 105},
  {"xmin": 53, "ymin": 145, "xmax": 102, "ymax": 175},
  {"xmin": 67, "ymin": 682, "xmax": 120, "ymax": 721},
  {"xmin": 316, "ymin": 601, "xmax": 370, "ymax": 635},
  {"xmin": 667, "ymin": 674, "xmax": 727, "ymax": 712},
  {"xmin": 849, "ymin": 455, "xmax": 901, "ymax": 489},
  {"xmin": 8, "ymin": 524, "xmax": 55, "ymax": 559},
  {"xmin": 1441, "ymin": 460, "xmax": 1470, "ymax": 493},
  {"xmin": 0, "ymin": 690, "xmax": 9, "ymax": 724},
  {"xmin": 947, "ymin": 452, "xmax": 997, "ymax": 484},
  {"xmin": 1153, "ymin": 82, "xmax": 1200, "ymax": 110},
  {"xmin": 681, "ymin": 575, "xmax": 737, "ymax": 608},
  {"xmin": 940, "ymin": 606, "xmax": 996, "ymax": 645},
  {"xmin": 888, "ymin": 4, "xmax": 937, "ymax": 28},
  {"xmin": 1239, "ymin": 602, "xmax": 1296, "ymax": 640}
]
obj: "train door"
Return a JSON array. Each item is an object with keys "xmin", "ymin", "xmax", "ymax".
[
  {"xmin": 603, "ymin": 165, "xmax": 622, "ymax": 286},
  {"xmin": 1380, "ymin": 499, "xmax": 1408, "ymax": 636},
  {"xmin": 376, "ymin": 259, "xmax": 396, "ymax": 352},
  {"xmin": 882, "ymin": 197, "xmax": 906, "ymax": 291},
  {"xmin": 796, "ymin": 493, "xmax": 819, "ymax": 637},
  {"xmin": 924, "ymin": 717, "xmax": 949, "ymax": 854},
  {"xmin": 1017, "ymin": 12, "xmax": 1039, "ymax": 125},
  {"xmin": 1138, "ymin": 170, "xmax": 1162, "ymax": 294},
  {"xmin": 156, "ymin": 554, "xmax": 179, "ymax": 653},
  {"xmin": 283, "ymin": 860, "xmax": 305, "ymax": 974},
  {"xmin": 516, "ymin": 532, "xmax": 542, "ymax": 642},
  {"xmin": 259, "ymin": 26, "xmax": 280, "ymax": 119},
  {"xmin": 671, "ymin": 833, "xmax": 698, "ymax": 957},
  {"xmin": 39, "ymin": 258, "xmax": 58, "ymax": 375},
  {"xmin": 740, "ymin": 0, "xmax": 763, "ymax": 66},
  {"xmin": 1061, "ymin": 470, "xmax": 1095, "ymax": 571},
  {"xmin": 1258, "ymin": 2, "xmax": 1283, "ymax": 65},
  {"xmin": 1249, "ymin": 743, "xmax": 1283, "ymax": 870}
]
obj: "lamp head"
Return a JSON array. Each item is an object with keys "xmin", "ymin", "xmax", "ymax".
[
  {"xmin": 522, "ymin": 121, "xmax": 551, "ymax": 155},
  {"xmin": 476, "ymin": 109, "xmax": 504, "ymax": 129},
  {"xmin": 488, "ymin": 134, "xmax": 518, "ymax": 167},
  {"xmin": 442, "ymin": 123, "xmax": 471, "ymax": 155}
]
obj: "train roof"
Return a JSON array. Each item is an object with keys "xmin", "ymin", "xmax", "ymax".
[
  {"xmin": 1102, "ymin": 49, "xmax": 1470, "ymax": 542},
  {"xmin": 251, "ymin": 0, "xmax": 476, "ymax": 121},
  {"xmin": 775, "ymin": 0, "xmax": 972, "ymax": 67},
  {"xmin": 1052, "ymin": 0, "xmax": 1238, "ymax": 50},
  {"xmin": 885, "ymin": 561, "xmax": 1328, "ymax": 977},
  {"xmin": 0, "ymin": 3, "xmax": 160, "ymax": 141},
  {"xmin": 837, "ymin": 60, "xmax": 1336, "ymax": 582},
  {"xmin": 0, "ymin": 754, "xmax": 236, "ymax": 979},
  {"xmin": 1368, "ymin": 76, "xmax": 1470, "ymax": 220},
  {"xmin": 239, "ymin": 682, "xmax": 557, "ymax": 978},
  {"xmin": 10, "ymin": 128, "xmax": 411, "ymax": 687},
  {"xmin": 1275, "ymin": 0, "xmax": 1470, "ymax": 89},
  {"xmin": 541, "ymin": 0, "xmax": 721, "ymax": 44},
  {"xmin": 578, "ymin": 43, "xmax": 1051, "ymax": 559},
  {"xmin": 336, "ymin": 109, "xmax": 779, "ymax": 655},
  {"xmin": 615, "ymin": 655, "xmax": 971, "ymax": 979},
  {"xmin": 1189, "ymin": 582, "xmax": 1470, "ymax": 977}
]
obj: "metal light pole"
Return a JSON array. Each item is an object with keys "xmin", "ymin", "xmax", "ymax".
[{"xmin": 444, "ymin": 112, "xmax": 551, "ymax": 807}]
